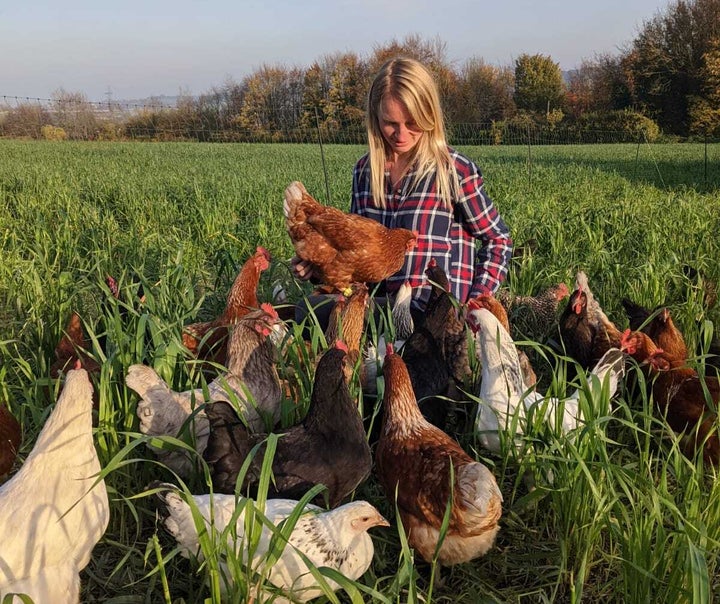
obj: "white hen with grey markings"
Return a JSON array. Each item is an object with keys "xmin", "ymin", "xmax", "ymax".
[
  {"xmin": 467, "ymin": 306, "xmax": 624, "ymax": 454},
  {"xmin": 152, "ymin": 484, "xmax": 388, "ymax": 603}
]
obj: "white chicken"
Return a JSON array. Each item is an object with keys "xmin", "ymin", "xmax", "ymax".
[
  {"xmin": 466, "ymin": 304, "xmax": 625, "ymax": 454},
  {"xmin": 126, "ymin": 305, "xmax": 282, "ymax": 477},
  {"xmin": 0, "ymin": 367, "xmax": 109, "ymax": 603},
  {"xmin": 151, "ymin": 483, "xmax": 389, "ymax": 603}
]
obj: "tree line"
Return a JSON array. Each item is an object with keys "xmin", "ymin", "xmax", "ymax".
[{"xmin": 1, "ymin": 0, "xmax": 718, "ymax": 142}]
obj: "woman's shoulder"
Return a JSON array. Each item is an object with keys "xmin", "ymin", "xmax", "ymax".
[
  {"xmin": 354, "ymin": 152, "xmax": 371, "ymax": 172},
  {"xmin": 447, "ymin": 146, "xmax": 481, "ymax": 178}
]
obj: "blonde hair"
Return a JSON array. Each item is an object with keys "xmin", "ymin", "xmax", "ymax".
[{"xmin": 365, "ymin": 57, "xmax": 459, "ymax": 210}]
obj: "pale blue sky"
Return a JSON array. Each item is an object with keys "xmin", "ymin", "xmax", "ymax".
[{"xmin": 1, "ymin": 0, "xmax": 670, "ymax": 102}]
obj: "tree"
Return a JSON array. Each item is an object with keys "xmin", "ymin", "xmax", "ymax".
[
  {"xmin": 325, "ymin": 53, "xmax": 369, "ymax": 137},
  {"xmin": 236, "ymin": 65, "xmax": 305, "ymax": 138},
  {"xmin": 455, "ymin": 58, "xmax": 515, "ymax": 124},
  {"xmin": 626, "ymin": 0, "xmax": 720, "ymax": 134},
  {"xmin": 513, "ymin": 53, "xmax": 565, "ymax": 115},
  {"xmin": 565, "ymin": 54, "xmax": 633, "ymax": 119},
  {"xmin": 52, "ymin": 89, "xmax": 99, "ymax": 140}
]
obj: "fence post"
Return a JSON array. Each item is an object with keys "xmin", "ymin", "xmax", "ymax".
[{"xmin": 526, "ymin": 123, "xmax": 532, "ymax": 187}]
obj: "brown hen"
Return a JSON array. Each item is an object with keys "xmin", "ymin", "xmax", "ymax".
[
  {"xmin": 376, "ymin": 344, "xmax": 502, "ymax": 565},
  {"xmin": 283, "ymin": 181, "xmax": 417, "ymax": 295},
  {"xmin": 203, "ymin": 340, "xmax": 371, "ymax": 507},
  {"xmin": 182, "ymin": 246, "xmax": 271, "ymax": 364},
  {"xmin": 621, "ymin": 329, "xmax": 719, "ymax": 466},
  {"xmin": 0, "ymin": 404, "xmax": 21, "ymax": 479},
  {"xmin": 558, "ymin": 271, "xmax": 623, "ymax": 370}
]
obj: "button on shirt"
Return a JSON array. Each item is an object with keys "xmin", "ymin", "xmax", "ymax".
[{"xmin": 350, "ymin": 148, "xmax": 513, "ymax": 311}]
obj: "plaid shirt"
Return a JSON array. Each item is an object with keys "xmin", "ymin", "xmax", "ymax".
[{"xmin": 350, "ymin": 148, "xmax": 513, "ymax": 310}]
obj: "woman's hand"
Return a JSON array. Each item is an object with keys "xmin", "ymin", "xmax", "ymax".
[{"xmin": 291, "ymin": 256, "xmax": 316, "ymax": 281}]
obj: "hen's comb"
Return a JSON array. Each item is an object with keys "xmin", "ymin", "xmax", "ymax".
[
  {"xmin": 386, "ymin": 342, "xmax": 394, "ymax": 356},
  {"xmin": 428, "ymin": 258, "xmax": 437, "ymax": 268},
  {"xmin": 335, "ymin": 339, "xmax": 348, "ymax": 353},
  {"xmin": 260, "ymin": 302, "xmax": 278, "ymax": 319},
  {"xmin": 256, "ymin": 246, "xmax": 271, "ymax": 261}
]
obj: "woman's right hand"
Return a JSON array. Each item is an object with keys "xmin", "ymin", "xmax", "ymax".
[{"xmin": 291, "ymin": 256, "xmax": 316, "ymax": 281}]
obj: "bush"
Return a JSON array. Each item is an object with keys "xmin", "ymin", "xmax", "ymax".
[
  {"xmin": 41, "ymin": 125, "xmax": 68, "ymax": 141},
  {"xmin": 572, "ymin": 109, "xmax": 661, "ymax": 142}
]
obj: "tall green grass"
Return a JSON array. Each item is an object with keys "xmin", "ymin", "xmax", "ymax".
[{"xmin": 0, "ymin": 140, "xmax": 718, "ymax": 603}]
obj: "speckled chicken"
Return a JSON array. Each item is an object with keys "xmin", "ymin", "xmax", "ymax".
[
  {"xmin": 284, "ymin": 181, "xmax": 417, "ymax": 295},
  {"xmin": 375, "ymin": 344, "xmax": 503, "ymax": 565},
  {"xmin": 127, "ymin": 304, "xmax": 282, "ymax": 477},
  {"xmin": 0, "ymin": 366, "xmax": 109, "ymax": 602},
  {"xmin": 495, "ymin": 281, "xmax": 569, "ymax": 341},
  {"xmin": 151, "ymin": 482, "xmax": 388, "ymax": 603},
  {"xmin": 203, "ymin": 340, "xmax": 371, "ymax": 507},
  {"xmin": 182, "ymin": 246, "xmax": 271, "ymax": 364}
]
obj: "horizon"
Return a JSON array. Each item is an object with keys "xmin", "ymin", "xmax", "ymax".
[{"xmin": 1, "ymin": 0, "xmax": 669, "ymax": 102}]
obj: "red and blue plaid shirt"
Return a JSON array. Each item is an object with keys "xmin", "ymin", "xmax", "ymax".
[{"xmin": 350, "ymin": 148, "xmax": 513, "ymax": 310}]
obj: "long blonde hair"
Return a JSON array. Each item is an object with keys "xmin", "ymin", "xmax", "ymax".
[{"xmin": 366, "ymin": 57, "xmax": 458, "ymax": 210}]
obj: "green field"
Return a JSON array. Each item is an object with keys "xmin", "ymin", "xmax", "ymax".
[{"xmin": 0, "ymin": 140, "xmax": 719, "ymax": 603}]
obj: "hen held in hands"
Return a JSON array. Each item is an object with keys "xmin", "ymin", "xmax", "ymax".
[{"xmin": 284, "ymin": 181, "xmax": 417, "ymax": 295}]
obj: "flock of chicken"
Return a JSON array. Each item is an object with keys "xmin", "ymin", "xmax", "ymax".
[{"xmin": 1, "ymin": 180, "xmax": 718, "ymax": 602}]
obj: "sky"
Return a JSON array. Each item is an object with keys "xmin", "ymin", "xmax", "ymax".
[{"xmin": 1, "ymin": 0, "xmax": 671, "ymax": 103}]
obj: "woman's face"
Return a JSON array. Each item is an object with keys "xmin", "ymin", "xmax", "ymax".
[{"xmin": 378, "ymin": 95, "xmax": 423, "ymax": 158}]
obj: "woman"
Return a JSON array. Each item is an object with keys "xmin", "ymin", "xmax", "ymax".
[{"xmin": 294, "ymin": 57, "xmax": 512, "ymax": 319}]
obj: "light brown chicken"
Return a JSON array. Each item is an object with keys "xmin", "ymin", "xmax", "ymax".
[
  {"xmin": 324, "ymin": 283, "xmax": 369, "ymax": 383},
  {"xmin": 182, "ymin": 246, "xmax": 271, "ymax": 364},
  {"xmin": 621, "ymin": 329, "xmax": 719, "ymax": 465},
  {"xmin": 375, "ymin": 344, "xmax": 503, "ymax": 565},
  {"xmin": 283, "ymin": 181, "xmax": 417, "ymax": 295},
  {"xmin": 469, "ymin": 294, "xmax": 537, "ymax": 388},
  {"xmin": 0, "ymin": 403, "xmax": 21, "ymax": 479}
]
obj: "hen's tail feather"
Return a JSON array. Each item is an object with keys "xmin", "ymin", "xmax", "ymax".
[{"xmin": 588, "ymin": 347, "xmax": 625, "ymax": 397}]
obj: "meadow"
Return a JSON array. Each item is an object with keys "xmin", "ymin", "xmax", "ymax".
[{"xmin": 0, "ymin": 139, "xmax": 719, "ymax": 603}]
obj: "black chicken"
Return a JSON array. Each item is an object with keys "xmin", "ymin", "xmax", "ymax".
[{"xmin": 202, "ymin": 340, "xmax": 371, "ymax": 508}]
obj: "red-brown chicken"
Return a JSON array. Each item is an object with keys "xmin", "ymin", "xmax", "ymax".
[
  {"xmin": 376, "ymin": 344, "xmax": 503, "ymax": 565},
  {"xmin": 182, "ymin": 246, "xmax": 271, "ymax": 364},
  {"xmin": 284, "ymin": 181, "xmax": 417, "ymax": 294},
  {"xmin": 621, "ymin": 329, "xmax": 720, "ymax": 465},
  {"xmin": 324, "ymin": 283, "xmax": 369, "ymax": 384},
  {"xmin": 0, "ymin": 403, "xmax": 21, "ymax": 479},
  {"xmin": 49, "ymin": 311, "xmax": 102, "ymax": 380}
]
